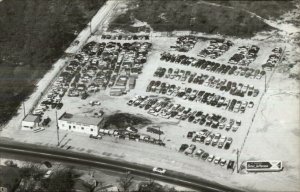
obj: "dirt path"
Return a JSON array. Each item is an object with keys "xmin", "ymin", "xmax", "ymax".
[{"xmin": 198, "ymin": 0, "xmax": 300, "ymax": 34}]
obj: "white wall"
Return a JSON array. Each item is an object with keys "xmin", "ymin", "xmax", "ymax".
[
  {"xmin": 21, "ymin": 121, "xmax": 36, "ymax": 130},
  {"xmin": 58, "ymin": 120, "xmax": 99, "ymax": 136}
]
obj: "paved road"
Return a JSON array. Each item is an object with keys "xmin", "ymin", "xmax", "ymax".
[
  {"xmin": 0, "ymin": 141, "xmax": 245, "ymax": 192},
  {"xmin": 65, "ymin": 0, "xmax": 119, "ymax": 54}
]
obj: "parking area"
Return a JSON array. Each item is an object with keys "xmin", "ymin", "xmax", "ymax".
[
  {"xmin": 32, "ymin": 39, "xmax": 152, "ymax": 116},
  {"xmin": 24, "ymin": 33, "xmax": 284, "ymax": 172}
]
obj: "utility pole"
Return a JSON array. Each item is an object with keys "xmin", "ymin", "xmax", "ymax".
[
  {"xmin": 22, "ymin": 102, "xmax": 26, "ymax": 117},
  {"xmin": 56, "ymin": 110, "xmax": 60, "ymax": 147},
  {"xmin": 236, "ymin": 149, "xmax": 239, "ymax": 173},
  {"xmin": 158, "ymin": 126, "xmax": 161, "ymax": 141},
  {"xmin": 264, "ymin": 72, "xmax": 267, "ymax": 93},
  {"xmin": 90, "ymin": 21, "xmax": 92, "ymax": 35}
]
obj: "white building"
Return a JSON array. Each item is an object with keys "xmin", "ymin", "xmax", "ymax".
[
  {"xmin": 21, "ymin": 114, "xmax": 41, "ymax": 130},
  {"xmin": 58, "ymin": 112, "xmax": 103, "ymax": 136}
]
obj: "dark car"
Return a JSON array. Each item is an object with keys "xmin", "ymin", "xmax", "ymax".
[
  {"xmin": 179, "ymin": 144, "xmax": 189, "ymax": 152},
  {"xmin": 187, "ymin": 131, "xmax": 194, "ymax": 138},
  {"xmin": 56, "ymin": 103, "xmax": 63, "ymax": 110},
  {"xmin": 227, "ymin": 160, "xmax": 235, "ymax": 170},
  {"xmin": 195, "ymin": 111, "xmax": 203, "ymax": 117},
  {"xmin": 81, "ymin": 92, "xmax": 89, "ymax": 100},
  {"xmin": 224, "ymin": 137, "xmax": 233, "ymax": 149},
  {"xmin": 42, "ymin": 117, "xmax": 51, "ymax": 126},
  {"xmin": 201, "ymin": 152, "xmax": 209, "ymax": 160},
  {"xmin": 188, "ymin": 115, "xmax": 195, "ymax": 122}
]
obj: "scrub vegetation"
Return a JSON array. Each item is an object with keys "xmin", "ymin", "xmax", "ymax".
[{"xmin": 0, "ymin": 0, "xmax": 106, "ymax": 125}]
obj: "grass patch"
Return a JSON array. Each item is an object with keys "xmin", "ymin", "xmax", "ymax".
[
  {"xmin": 109, "ymin": 0, "xmax": 274, "ymax": 37},
  {"xmin": 103, "ymin": 113, "xmax": 152, "ymax": 129},
  {"xmin": 206, "ymin": 0, "xmax": 297, "ymax": 19}
]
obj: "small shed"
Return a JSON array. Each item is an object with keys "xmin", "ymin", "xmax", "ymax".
[
  {"xmin": 128, "ymin": 76, "xmax": 136, "ymax": 89},
  {"xmin": 21, "ymin": 114, "xmax": 40, "ymax": 130},
  {"xmin": 109, "ymin": 88, "xmax": 123, "ymax": 96}
]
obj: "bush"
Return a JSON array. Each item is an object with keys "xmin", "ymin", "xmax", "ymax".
[{"xmin": 109, "ymin": 0, "xmax": 279, "ymax": 37}]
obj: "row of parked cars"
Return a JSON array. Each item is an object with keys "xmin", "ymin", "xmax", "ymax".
[
  {"xmin": 228, "ymin": 45, "xmax": 260, "ymax": 66},
  {"xmin": 153, "ymin": 67, "xmax": 259, "ymax": 98},
  {"xmin": 127, "ymin": 95, "xmax": 241, "ymax": 132},
  {"xmin": 189, "ymin": 129, "xmax": 233, "ymax": 149},
  {"xmin": 160, "ymin": 52, "xmax": 266, "ymax": 80},
  {"xmin": 146, "ymin": 81, "xmax": 254, "ymax": 113},
  {"xmin": 34, "ymin": 76, "xmax": 69, "ymax": 116},
  {"xmin": 92, "ymin": 128, "xmax": 166, "ymax": 146},
  {"xmin": 170, "ymin": 36, "xmax": 197, "ymax": 52},
  {"xmin": 179, "ymin": 144, "xmax": 235, "ymax": 170},
  {"xmin": 101, "ymin": 34, "xmax": 150, "ymax": 41},
  {"xmin": 262, "ymin": 47, "xmax": 283, "ymax": 71},
  {"xmin": 198, "ymin": 39, "xmax": 233, "ymax": 59}
]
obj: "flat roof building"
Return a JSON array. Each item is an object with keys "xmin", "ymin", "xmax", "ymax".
[
  {"xmin": 58, "ymin": 112, "xmax": 103, "ymax": 136},
  {"xmin": 21, "ymin": 114, "xmax": 41, "ymax": 130}
]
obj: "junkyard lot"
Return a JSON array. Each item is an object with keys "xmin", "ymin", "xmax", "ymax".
[
  {"xmin": 2, "ymin": 31, "xmax": 298, "ymax": 191},
  {"xmin": 33, "ymin": 34, "xmax": 283, "ymax": 168}
]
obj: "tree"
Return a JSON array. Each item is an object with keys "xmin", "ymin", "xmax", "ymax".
[
  {"xmin": 117, "ymin": 172, "xmax": 134, "ymax": 192},
  {"xmin": 46, "ymin": 168, "xmax": 75, "ymax": 192},
  {"xmin": 138, "ymin": 179, "xmax": 162, "ymax": 192},
  {"xmin": 138, "ymin": 179, "xmax": 178, "ymax": 192},
  {"xmin": 19, "ymin": 163, "xmax": 42, "ymax": 179}
]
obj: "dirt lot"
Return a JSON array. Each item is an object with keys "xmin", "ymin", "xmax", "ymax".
[
  {"xmin": 1, "ymin": 1, "xmax": 300, "ymax": 190},
  {"xmin": 1, "ymin": 31, "xmax": 299, "ymax": 191}
]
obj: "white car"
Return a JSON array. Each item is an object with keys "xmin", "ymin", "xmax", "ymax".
[
  {"xmin": 214, "ymin": 157, "xmax": 221, "ymax": 164},
  {"xmin": 152, "ymin": 167, "xmax": 166, "ymax": 174},
  {"xmin": 218, "ymin": 136, "xmax": 227, "ymax": 148},
  {"xmin": 43, "ymin": 170, "xmax": 52, "ymax": 179},
  {"xmin": 94, "ymin": 101, "xmax": 101, "ymax": 105},
  {"xmin": 207, "ymin": 155, "xmax": 215, "ymax": 162}
]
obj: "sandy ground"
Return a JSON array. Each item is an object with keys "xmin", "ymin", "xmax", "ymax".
[{"xmin": 1, "ymin": 1, "xmax": 300, "ymax": 192}]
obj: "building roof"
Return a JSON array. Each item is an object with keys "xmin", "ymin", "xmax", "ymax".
[
  {"xmin": 23, "ymin": 114, "xmax": 40, "ymax": 122},
  {"xmin": 59, "ymin": 112, "xmax": 103, "ymax": 126}
]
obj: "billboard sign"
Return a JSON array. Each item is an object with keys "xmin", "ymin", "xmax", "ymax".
[{"xmin": 246, "ymin": 161, "xmax": 283, "ymax": 172}]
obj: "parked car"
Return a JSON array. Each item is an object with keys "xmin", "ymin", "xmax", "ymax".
[
  {"xmin": 89, "ymin": 134, "xmax": 102, "ymax": 139},
  {"xmin": 212, "ymin": 133, "xmax": 221, "ymax": 146},
  {"xmin": 201, "ymin": 152, "xmax": 209, "ymax": 160},
  {"xmin": 224, "ymin": 137, "xmax": 233, "ymax": 149},
  {"xmin": 220, "ymin": 159, "xmax": 227, "ymax": 166},
  {"xmin": 214, "ymin": 157, "xmax": 221, "ymax": 164},
  {"xmin": 218, "ymin": 136, "xmax": 227, "ymax": 148},
  {"xmin": 195, "ymin": 149, "xmax": 205, "ymax": 157},
  {"xmin": 207, "ymin": 155, "xmax": 215, "ymax": 162},
  {"xmin": 227, "ymin": 160, "xmax": 234, "ymax": 169},
  {"xmin": 205, "ymin": 134, "xmax": 214, "ymax": 145},
  {"xmin": 184, "ymin": 144, "xmax": 196, "ymax": 155}
]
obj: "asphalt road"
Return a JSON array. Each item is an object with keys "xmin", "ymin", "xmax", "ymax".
[{"xmin": 0, "ymin": 141, "xmax": 245, "ymax": 192}]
